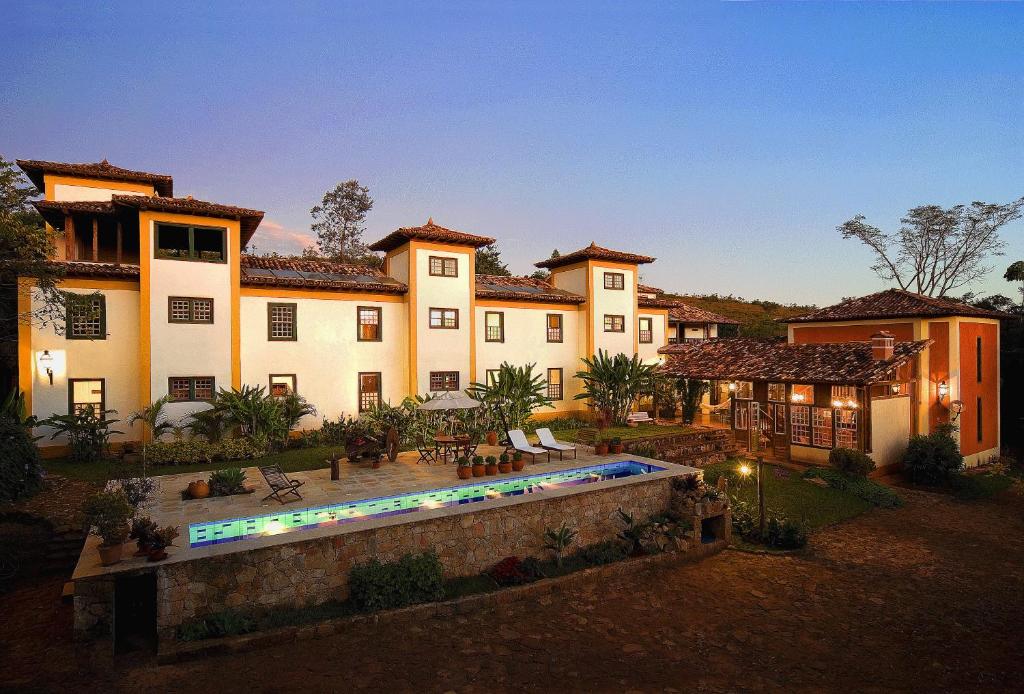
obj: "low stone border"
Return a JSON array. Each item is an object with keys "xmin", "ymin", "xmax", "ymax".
[{"xmin": 157, "ymin": 538, "xmax": 728, "ymax": 664}]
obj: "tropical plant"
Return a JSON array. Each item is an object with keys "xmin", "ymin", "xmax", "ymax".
[
  {"xmin": 83, "ymin": 490, "xmax": 133, "ymax": 546},
  {"xmin": 467, "ymin": 362, "xmax": 554, "ymax": 433},
  {"xmin": 187, "ymin": 407, "xmax": 229, "ymax": 444},
  {"xmin": 649, "ymin": 377, "xmax": 678, "ymax": 419},
  {"xmin": 361, "ymin": 397, "xmax": 417, "ymax": 444},
  {"xmin": 127, "ymin": 396, "xmax": 172, "ymax": 468},
  {"xmin": 0, "ymin": 416, "xmax": 43, "ymax": 501},
  {"xmin": 575, "ymin": 351, "xmax": 658, "ymax": 426},
  {"xmin": 278, "ymin": 392, "xmax": 317, "ymax": 437},
  {"xmin": 41, "ymin": 408, "xmax": 122, "ymax": 463},
  {"xmin": 0, "ymin": 388, "xmax": 36, "ymax": 427},
  {"xmin": 211, "ymin": 385, "xmax": 287, "ymax": 445},
  {"xmin": 543, "ymin": 523, "xmax": 578, "ymax": 567},
  {"xmin": 616, "ymin": 508, "xmax": 653, "ymax": 556},
  {"xmin": 676, "ymin": 378, "xmax": 710, "ymax": 424},
  {"xmin": 208, "ymin": 467, "xmax": 246, "ymax": 496}
]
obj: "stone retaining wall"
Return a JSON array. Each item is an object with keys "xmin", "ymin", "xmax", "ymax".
[{"xmin": 623, "ymin": 428, "xmax": 739, "ymax": 467}]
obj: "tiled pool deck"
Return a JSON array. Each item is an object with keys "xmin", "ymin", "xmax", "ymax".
[{"xmin": 72, "ymin": 446, "xmax": 697, "ymax": 581}]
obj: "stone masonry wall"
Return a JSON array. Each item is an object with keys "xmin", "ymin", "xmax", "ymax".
[{"xmin": 147, "ymin": 477, "xmax": 674, "ymax": 639}]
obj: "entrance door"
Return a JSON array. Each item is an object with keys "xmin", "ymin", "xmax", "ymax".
[{"xmin": 748, "ymin": 401, "xmax": 761, "ymax": 452}]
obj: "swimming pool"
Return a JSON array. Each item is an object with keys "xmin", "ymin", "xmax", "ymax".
[{"xmin": 188, "ymin": 460, "xmax": 665, "ymax": 548}]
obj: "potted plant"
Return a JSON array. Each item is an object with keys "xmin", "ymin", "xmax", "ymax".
[
  {"xmin": 485, "ymin": 455, "xmax": 499, "ymax": 475},
  {"xmin": 129, "ymin": 516, "xmax": 158, "ymax": 557},
  {"xmin": 457, "ymin": 457, "xmax": 472, "ymax": 479},
  {"xmin": 83, "ymin": 491, "xmax": 133, "ymax": 566},
  {"xmin": 186, "ymin": 479, "xmax": 210, "ymax": 499},
  {"xmin": 512, "ymin": 451, "xmax": 525, "ymax": 471},
  {"xmin": 472, "ymin": 455, "xmax": 486, "ymax": 477},
  {"xmin": 148, "ymin": 525, "xmax": 180, "ymax": 562},
  {"xmin": 595, "ymin": 438, "xmax": 609, "ymax": 455},
  {"xmin": 498, "ymin": 453, "xmax": 512, "ymax": 474},
  {"xmin": 610, "ymin": 437, "xmax": 624, "ymax": 454},
  {"xmin": 485, "ymin": 429, "xmax": 499, "ymax": 446}
]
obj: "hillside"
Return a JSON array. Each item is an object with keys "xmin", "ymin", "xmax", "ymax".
[{"xmin": 666, "ymin": 293, "xmax": 817, "ymax": 337}]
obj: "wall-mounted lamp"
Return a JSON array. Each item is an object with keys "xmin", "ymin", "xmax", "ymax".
[
  {"xmin": 831, "ymin": 398, "xmax": 860, "ymax": 410},
  {"xmin": 890, "ymin": 383, "xmax": 902, "ymax": 395},
  {"xmin": 937, "ymin": 380, "xmax": 949, "ymax": 403},
  {"xmin": 790, "ymin": 392, "xmax": 805, "ymax": 403},
  {"xmin": 38, "ymin": 350, "xmax": 54, "ymax": 386},
  {"xmin": 728, "ymin": 382, "xmax": 737, "ymax": 392}
]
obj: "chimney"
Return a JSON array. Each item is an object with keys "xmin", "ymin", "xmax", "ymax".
[{"xmin": 871, "ymin": 331, "xmax": 895, "ymax": 361}]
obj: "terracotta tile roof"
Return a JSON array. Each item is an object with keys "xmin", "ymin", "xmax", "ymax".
[
  {"xmin": 42, "ymin": 261, "xmax": 141, "ymax": 280},
  {"xmin": 32, "ymin": 200, "xmax": 117, "ymax": 229},
  {"xmin": 368, "ymin": 218, "xmax": 496, "ymax": 252},
  {"xmin": 112, "ymin": 195, "xmax": 264, "ymax": 246},
  {"xmin": 658, "ymin": 337, "xmax": 931, "ymax": 385},
  {"xmin": 17, "ymin": 159, "xmax": 173, "ymax": 196},
  {"xmin": 637, "ymin": 283, "xmax": 663, "ymax": 295},
  {"xmin": 475, "ymin": 274, "xmax": 585, "ymax": 304},
  {"xmin": 668, "ymin": 304, "xmax": 740, "ymax": 325},
  {"xmin": 784, "ymin": 288, "xmax": 1008, "ymax": 323},
  {"xmin": 240, "ymin": 256, "xmax": 406, "ymax": 294},
  {"xmin": 534, "ymin": 242, "xmax": 655, "ymax": 269}
]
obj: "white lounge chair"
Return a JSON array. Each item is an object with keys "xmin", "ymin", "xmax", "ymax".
[
  {"xmin": 535, "ymin": 428, "xmax": 577, "ymax": 460},
  {"xmin": 508, "ymin": 429, "xmax": 550, "ymax": 463}
]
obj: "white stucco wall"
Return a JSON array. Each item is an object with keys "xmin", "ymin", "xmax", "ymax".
[
  {"xmin": 388, "ymin": 249, "xmax": 409, "ymax": 285},
  {"xmin": 637, "ymin": 312, "xmax": 666, "ymax": 364},
  {"xmin": 870, "ymin": 396, "xmax": 912, "ymax": 467},
  {"xmin": 591, "ymin": 264, "xmax": 635, "ymax": 356},
  {"xmin": 475, "ymin": 305, "xmax": 582, "ymax": 413},
  {"xmin": 414, "ymin": 248, "xmax": 471, "ymax": 394},
  {"xmin": 240, "ymin": 296, "xmax": 407, "ymax": 427},
  {"xmin": 53, "ymin": 184, "xmax": 148, "ymax": 202},
  {"xmin": 29, "ymin": 286, "xmax": 142, "ymax": 445},
  {"xmin": 148, "ymin": 222, "xmax": 234, "ymax": 423}
]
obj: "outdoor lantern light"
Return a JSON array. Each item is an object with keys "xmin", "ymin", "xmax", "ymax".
[
  {"xmin": 937, "ymin": 380, "xmax": 949, "ymax": 402},
  {"xmin": 38, "ymin": 350, "xmax": 54, "ymax": 385},
  {"xmin": 891, "ymin": 384, "xmax": 901, "ymax": 395},
  {"xmin": 832, "ymin": 399, "xmax": 843, "ymax": 408},
  {"xmin": 738, "ymin": 463, "xmax": 752, "ymax": 477},
  {"xmin": 790, "ymin": 392, "xmax": 805, "ymax": 403},
  {"xmin": 847, "ymin": 399, "xmax": 859, "ymax": 409},
  {"xmin": 728, "ymin": 382, "xmax": 737, "ymax": 392}
]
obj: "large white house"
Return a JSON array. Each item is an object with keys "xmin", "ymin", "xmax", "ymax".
[{"xmin": 16, "ymin": 159, "xmax": 733, "ymax": 454}]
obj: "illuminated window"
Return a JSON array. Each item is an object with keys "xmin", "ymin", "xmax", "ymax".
[
  {"xmin": 604, "ymin": 272, "xmax": 625, "ymax": 290},
  {"xmin": 812, "ymin": 407, "xmax": 833, "ymax": 448},
  {"xmin": 638, "ymin": 317, "xmax": 653, "ymax": 344},
  {"xmin": 485, "ymin": 311, "xmax": 504, "ymax": 342},
  {"xmin": 604, "ymin": 314, "xmax": 625, "ymax": 332},
  {"xmin": 168, "ymin": 297, "xmax": 213, "ymax": 324},
  {"xmin": 768, "ymin": 383, "xmax": 786, "ymax": 402},
  {"xmin": 358, "ymin": 372, "xmax": 381, "ymax": 412},
  {"xmin": 790, "ymin": 384, "xmax": 814, "ymax": 404},
  {"xmin": 734, "ymin": 381, "xmax": 753, "ymax": 400},
  {"xmin": 734, "ymin": 402, "xmax": 749, "ymax": 430},
  {"xmin": 774, "ymin": 403, "xmax": 786, "ymax": 435},
  {"xmin": 546, "ymin": 314, "xmax": 563, "ymax": 342},
  {"xmin": 66, "ymin": 294, "xmax": 105, "ymax": 340},
  {"xmin": 68, "ymin": 379, "xmax": 104, "ymax": 417},
  {"xmin": 428, "ymin": 256, "xmax": 458, "ymax": 277},
  {"xmin": 429, "ymin": 371, "xmax": 459, "ymax": 392},
  {"xmin": 547, "ymin": 368, "xmax": 563, "ymax": 401},
  {"xmin": 429, "ymin": 308, "xmax": 458, "ymax": 329},
  {"xmin": 268, "ymin": 303, "xmax": 297, "ymax": 340},
  {"xmin": 835, "ymin": 410, "xmax": 857, "ymax": 449},
  {"xmin": 269, "ymin": 374, "xmax": 296, "ymax": 398},
  {"xmin": 791, "ymin": 406, "xmax": 810, "ymax": 445},
  {"xmin": 357, "ymin": 306, "xmax": 381, "ymax": 341},
  {"xmin": 831, "ymin": 385, "xmax": 858, "ymax": 407}
]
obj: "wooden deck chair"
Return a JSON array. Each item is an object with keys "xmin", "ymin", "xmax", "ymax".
[
  {"xmin": 259, "ymin": 465, "xmax": 305, "ymax": 504},
  {"xmin": 415, "ymin": 435, "xmax": 437, "ymax": 465}
]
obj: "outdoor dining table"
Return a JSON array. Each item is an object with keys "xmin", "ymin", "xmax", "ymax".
[{"xmin": 433, "ymin": 434, "xmax": 472, "ymax": 463}]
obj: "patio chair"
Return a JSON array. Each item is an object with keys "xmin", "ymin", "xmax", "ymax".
[
  {"xmin": 259, "ymin": 465, "xmax": 305, "ymax": 504},
  {"xmin": 508, "ymin": 429, "xmax": 551, "ymax": 464},
  {"xmin": 535, "ymin": 428, "xmax": 577, "ymax": 460},
  {"xmin": 415, "ymin": 435, "xmax": 437, "ymax": 465}
]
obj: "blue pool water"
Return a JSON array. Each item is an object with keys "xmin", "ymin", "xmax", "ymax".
[{"xmin": 188, "ymin": 460, "xmax": 665, "ymax": 548}]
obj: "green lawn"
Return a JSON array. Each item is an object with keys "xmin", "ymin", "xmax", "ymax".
[
  {"xmin": 703, "ymin": 460, "xmax": 872, "ymax": 530},
  {"xmin": 545, "ymin": 422, "xmax": 696, "ymax": 443},
  {"xmin": 43, "ymin": 446, "xmax": 337, "ymax": 483}
]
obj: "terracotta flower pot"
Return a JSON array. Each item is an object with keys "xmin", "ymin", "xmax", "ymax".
[
  {"xmin": 512, "ymin": 458, "xmax": 526, "ymax": 471},
  {"xmin": 485, "ymin": 464, "xmax": 498, "ymax": 476},
  {"xmin": 457, "ymin": 466, "xmax": 472, "ymax": 479},
  {"xmin": 134, "ymin": 542, "xmax": 152, "ymax": 557},
  {"xmin": 611, "ymin": 444, "xmax": 624, "ymax": 454},
  {"xmin": 498, "ymin": 462, "xmax": 512, "ymax": 474},
  {"xmin": 472, "ymin": 464, "xmax": 486, "ymax": 477},
  {"xmin": 595, "ymin": 442, "xmax": 609, "ymax": 455},
  {"xmin": 486, "ymin": 431, "xmax": 499, "ymax": 446},
  {"xmin": 187, "ymin": 480, "xmax": 210, "ymax": 499},
  {"xmin": 147, "ymin": 549, "xmax": 169, "ymax": 562},
  {"xmin": 98, "ymin": 543, "xmax": 123, "ymax": 566},
  {"xmin": 372, "ymin": 458, "xmax": 382, "ymax": 469}
]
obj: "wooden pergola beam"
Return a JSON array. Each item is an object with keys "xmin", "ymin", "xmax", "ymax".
[{"xmin": 91, "ymin": 218, "xmax": 99, "ymax": 262}]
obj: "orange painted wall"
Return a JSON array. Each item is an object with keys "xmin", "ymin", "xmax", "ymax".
[
  {"xmin": 927, "ymin": 321, "xmax": 949, "ymax": 430},
  {"xmin": 959, "ymin": 322, "xmax": 998, "ymax": 455},
  {"xmin": 791, "ymin": 322, "xmax": 914, "ymax": 344}
]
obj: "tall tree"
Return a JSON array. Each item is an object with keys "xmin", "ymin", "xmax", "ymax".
[
  {"xmin": 838, "ymin": 197, "xmax": 1024, "ymax": 297},
  {"xmin": 475, "ymin": 243, "xmax": 510, "ymax": 276},
  {"xmin": 309, "ymin": 180, "xmax": 373, "ymax": 262},
  {"xmin": 0, "ymin": 156, "xmax": 67, "ymax": 338},
  {"xmin": 1005, "ymin": 260, "xmax": 1024, "ymax": 311}
]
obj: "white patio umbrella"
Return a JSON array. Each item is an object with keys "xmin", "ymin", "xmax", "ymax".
[{"xmin": 417, "ymin": 391, "xmax": 482, "ymax": 436}]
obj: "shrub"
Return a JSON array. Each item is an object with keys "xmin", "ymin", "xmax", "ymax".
[
  {"xmin": 803, "ymin": 467, "xmax": 902, "ymax": 508},
  {"xmin": 488, "ymin": 556, "xmax": 541, "ymax": 586},
  {"xmin": 902, "ymin": 423, "xmax": 963, "ymax": 485},
  {"xmin": 110, "ymin": 476, "xmax": 156, "ymax": 510},
  {"xmin": 630, "ymin": 441, "xmax": 658, "ymax": 459},
  {"xmin": 950, "ymin": 472, "xmax": 1015, "ymax": 501},
  {"xmin": 177, "ymin": 610, "xmax": 255, "ymax": 641},
  {"xmin": 82, "ymin": 490, "xmax": 133, "ymax": 546},
  {"xmin": 208, "ymin": 467, "xmax": 246, "ymax": 496},
  {"xmin": 348, "ymin": 552, "xmax": 444, "ymax": 612},
  {"xmin": 41, "ymin": 409, "xmax": 122, "ymax": 463},
  {"xmin": 761, "ymin": 516, "xmax": 807, "ymax": 549},
  {"xmin": 216, "ymin": 436, "xmax": 267, "ymax": 461},
  {"xmin": 145, "ymin": 439, "xmax": 214, "ymax": 465},
  {"xmin": 572, "ymin": 540, "xmax": 627, "ymax": 566},
  {"xmin": 829, "ymin": 448, "xmax": 875, "ymax": 477},
  {"xmin": 0, "ymin": 417, "xmax": 43, "ymax": 502}
]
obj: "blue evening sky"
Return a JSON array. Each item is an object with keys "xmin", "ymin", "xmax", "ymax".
[{"xmin": 3, "ymin": 1, "xmax": 1022, "ymax": 305}]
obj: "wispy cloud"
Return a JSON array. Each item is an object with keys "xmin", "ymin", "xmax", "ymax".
[{"xmin": 250, "ymin": 219, "xmax": 314, "ymax": 256}]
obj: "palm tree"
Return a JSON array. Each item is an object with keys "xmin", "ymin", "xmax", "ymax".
[
  {"xmin": 127, "ymin": 396, "xmax": 172, "ymax": 469},
  {"xmin": 467, "ymin": 362, "xmax": 553, "ymax": 434},
  {"xmin": 574, "ymin": 350, "xmax": 657, "ymax": 426}
]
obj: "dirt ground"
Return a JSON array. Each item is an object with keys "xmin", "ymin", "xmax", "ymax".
[{"xmin": 2, "ymin": 487, "xmax": 1022, "ymax": 694}]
